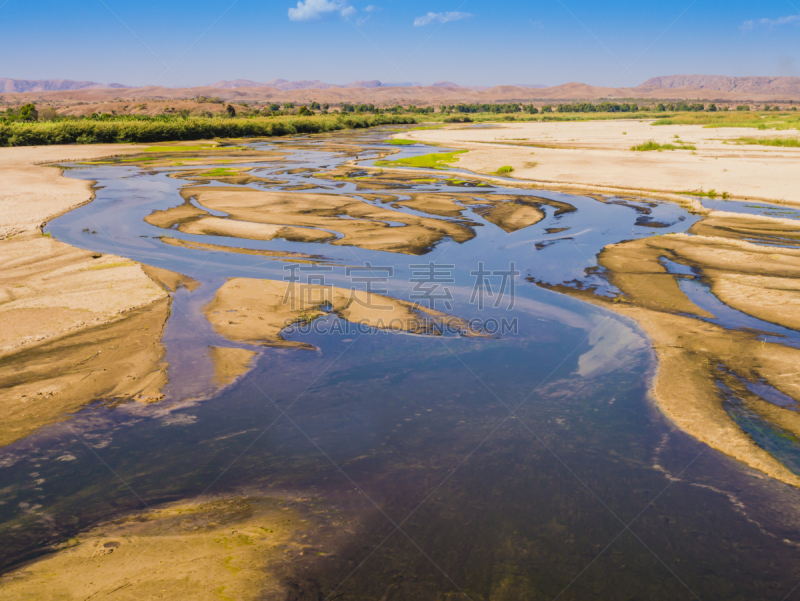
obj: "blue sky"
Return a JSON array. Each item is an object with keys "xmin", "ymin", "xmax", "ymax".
[{"xmin": 1, "ymin": 0, "xmax": 799, "ymax": 87}]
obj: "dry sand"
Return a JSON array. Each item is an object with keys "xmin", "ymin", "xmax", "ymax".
[{"xmin": 403, "ymin": 120, "xmax": 800, "ymax": 205}]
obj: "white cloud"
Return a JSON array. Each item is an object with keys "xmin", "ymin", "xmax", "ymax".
[
  {"xmin": 288, "ymin": 0, "xmax": 355, "ymax": 22},
  {"xmin": 740, "ymin": 14, "xmax": 800, "ymax": 31},
  {"xmin": 413, "ymin": 11, "xmax": 472, "ymax": 27},
  {"xmin": 364, "ymin": 4, "xmax": 376, "ymax": 11}
]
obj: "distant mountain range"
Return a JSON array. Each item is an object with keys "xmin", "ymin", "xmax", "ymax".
[
  {"xmin": 208, "ymin": 79, "xmax": 384, "ymax": 90},
  {"xmin": 637, "ymin": 75, "xmax": 800, "ymax": 96},
  {"xmin": 207, "ymin": 79, "xmax": 546, "ymax": 91},
  {"xmin": 0, "ymin": 78, "xmax": 129, "ymax": 93},
  {"xmin": 3, "ymin": 75, "xmax": 800, "ymax": 100}
]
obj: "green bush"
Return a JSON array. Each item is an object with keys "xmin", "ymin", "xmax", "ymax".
[{"xmin": 496, "ymin": 165, "xmax": 514, "ymax": 174}]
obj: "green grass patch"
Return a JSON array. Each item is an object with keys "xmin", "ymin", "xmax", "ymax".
[
  {"xmin": 631, "ymin": 140, "xmax": 695, "ymax": 151},
  {"xmin": 143, "ymin": 144, "xmax": 214, "ymax": 152},
  {"xmin": 733, "ymin": 136, "xmax": 800, "ymax": 147},
  {"xmin": 495, "ymin": 165, "xmax": 514, "ymax": 174},
  {"xmin": 374, "ymin": 150, "xmax": 467, "ymax": 170},
  {"xmin": 202, "ymin": 168, "xmax": 239, "ymax": 177},
  {"xmin": 388, "ymin": 139, "xmax": 418, "ymax": 145}
]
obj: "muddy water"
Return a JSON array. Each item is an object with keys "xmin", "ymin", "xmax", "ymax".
[{"xmin": 3, "ymin": 128, "xmax": 800, "ymax": 599}]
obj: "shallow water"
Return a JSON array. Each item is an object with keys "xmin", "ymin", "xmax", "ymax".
[
  {"xmin": 3, "ymin": 127, "xmax": 800, "ymax": 599},
  {"xmin": 660, "ymin": 259, "xmax": 800, "ymax": 348},
  {"xmin": 702, "ymin": 197, "xmax": 800, "ymax": 220}
]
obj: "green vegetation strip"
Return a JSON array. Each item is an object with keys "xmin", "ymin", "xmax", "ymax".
[
  {"xmin": 388, "ymin": 139, "xmax": 418, "ymax": 145},
  {"xmin": 495, "ymin": 165, "xmax": 514, "ymax": 174},
  {"xmin": 202, "ymin": 168, "xmax": 239, "ymax": 176},
  {"xmin": 631, "ymin": 140, "xmax": 696, "ymax": 151},
  {"xmin": 144, "ymin": 144, "xmax": 215, "ymax": 152},
  {"xmin": 0, "ymin": 114, "xmax": 417, "ymax": 147},
  {"xmin": 733, "ymin": 136, "xmax": 800, "ymax": 147},
  {"xmin": 653, "ymin": 112, "xmax": 800, "ymax": 130},
  {"xmin": 679, "ymin": 189, "xmax": 730, "ymax": 199},
  {"xmin": 374, "ymin": 150, "xmax": 467, "ymax": 170}
]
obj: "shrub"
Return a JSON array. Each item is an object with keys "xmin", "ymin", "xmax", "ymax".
[
  {"xmin": 631, "ymin": 140, "xmax": 665, "ymax": 151},
  {"xmin": 496, "ymin": 165, "xmax": 514, "ymax": 174},
  {"xmin": 19, "ymin": 103, "xmax": 38, "ymax": 122}
]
